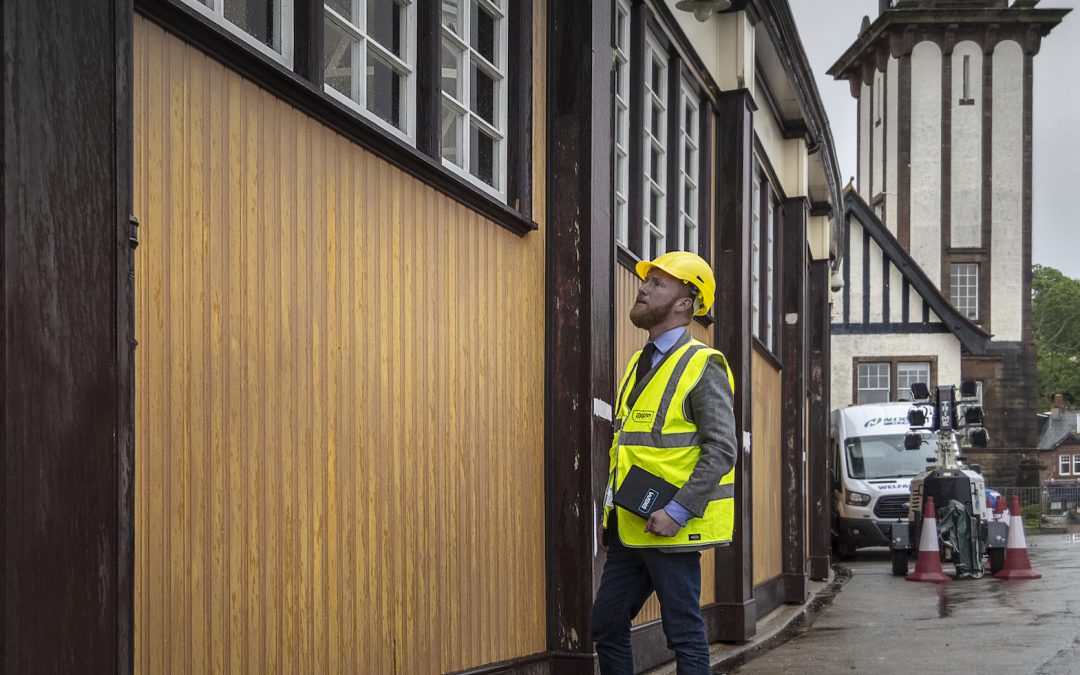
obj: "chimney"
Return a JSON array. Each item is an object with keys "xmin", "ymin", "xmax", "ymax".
[{"xmin": 1051, "ymin": 393, "xmax": 1065, "ymax": 419}]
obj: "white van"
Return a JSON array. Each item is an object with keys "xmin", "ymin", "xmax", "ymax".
[{"xmin": 830, "ymin": 402, "xmax": 934, "ymax": 557}]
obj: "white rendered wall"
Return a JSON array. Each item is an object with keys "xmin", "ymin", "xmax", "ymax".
[
  {"xmin": 868, "ymin": 243, "xmax": 884, "ymax": 323},
  {"xmin": 910, "ymin": 41, "xmax": 943, "ymax": 287},
  {"xmin": 886, "ymin": 57, "xmax": 899, "ymax": 235},
  {"xmin": 848, "ymin": 219, "xmax": 865, "ymax": 323},
  {"xmin": 889, "ymin": 263, "xmax": 904, "ymax": 323},
  {"xmin": 873, "ymin": 70, "xmax": 885, "ymax": 198},
  {"xmin": 830, "ymin": 332, "xmax": 963, "ymax": 410},
  {"xmin": 951, "ymin": 41, "xmax": 983, "ymax": 248},
  {"xmin": 992, "ymin": 40, "xmax": 1024, "ymax": 341},
  {"xmin": 859, "ymin": 81, "xmax": 871, "ymax": 200}
]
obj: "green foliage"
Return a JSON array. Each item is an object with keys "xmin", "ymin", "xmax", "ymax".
[
  {"xmin": 1032, "ymin": 265, "xmax": 1080, "ymax": 405},
  {"xmin": 1021, "ymin": 502, "xmax": 1042, "ymax": 530}
]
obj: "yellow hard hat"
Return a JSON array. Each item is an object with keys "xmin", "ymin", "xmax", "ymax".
[{"xmin": 635, "ymin": 250, "xmax": 716, "ymax": 316}]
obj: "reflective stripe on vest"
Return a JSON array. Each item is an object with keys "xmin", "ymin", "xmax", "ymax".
[{"xmin": 605, "ymin": 338, "xmax": 737, "ymax": 548}]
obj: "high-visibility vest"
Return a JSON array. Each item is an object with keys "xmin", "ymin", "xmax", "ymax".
[{"xmin": 604, "ymin": 338, "xmax": 737, "ymax": 548}]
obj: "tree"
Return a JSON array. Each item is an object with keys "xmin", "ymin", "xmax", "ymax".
[{"xmin": 1032, "ymin": 265, "xmax": 1080, "ymax": 405}]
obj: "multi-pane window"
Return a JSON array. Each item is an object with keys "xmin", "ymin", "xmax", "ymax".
[
  {"xmin": 642, "ymin": 32, "xmax": 668, "ymax": 260},
  {"xmin": 950, "ymin": 263, "xmax": 979, "ymax": 320},
  {"xmin": 1061, "ymin": 455, "xmax": 1072, "ymax": 476},
  {"xmin": 185, "ymin": 0, "xmax": 291, "ymax": 62},
  {"xmin": 750, "ymin": 172, "xmax": 761, "ymax": 339},
  {"xmin": 677, "ymin": 79, "xmax": 699, "ymax": 253},
  {"xmin": 441, "ymin": 0, "xmax": 508, "ymax": 197},
  {"xmin": 324, "ymin": 0, "xmax": 416, "ymax": 141},
  {"xmin": 1074, "ymin": 454, "xmax": 1080, "ymax": 474},
  {"xmin": 765, "ymin": 198, "xmax": 776, "ymax": 351},
  {"xmin": 897, "ymin": 362, "xmax": 931, "ymax": 401},
  {"xmin": 613, "ymin": 0, "xmax": 632, "ymax": 247},
  {"xmin": 857, "ymin": 362, "xmax": 891, "ymax": 404}
]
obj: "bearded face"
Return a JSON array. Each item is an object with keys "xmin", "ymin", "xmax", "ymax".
[{"xmin": 630, "ymin": 269, "xmax": 693, "ymax": 330}]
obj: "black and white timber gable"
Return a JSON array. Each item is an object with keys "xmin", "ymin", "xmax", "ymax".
[{"xmin": 833, "ymin": 189, "xmax": 990, "ymax": 355}]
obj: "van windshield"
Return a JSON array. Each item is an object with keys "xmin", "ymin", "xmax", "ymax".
[{"xmin": 845, "ymin": 434, "xmax": 930, "ymax": 479}]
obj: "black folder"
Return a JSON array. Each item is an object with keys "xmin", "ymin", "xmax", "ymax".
[{"xmin": 613, "ymin": 465, "xmax": 680, "ymax": 518}]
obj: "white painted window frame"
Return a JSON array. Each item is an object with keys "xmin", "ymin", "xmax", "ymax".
[
  {"xmin": 750, "ymin": 171, "xmax": 761, "ymax": 339},
  {"xmin": 642, "ymin": 30, "xmax": 668, "ymax": 261},
  {"xmin": 440, "ymin": 0, "xmax": 509, "ymax": 202},
  {"xmin": 896, "ymin": 362, "xmax": 931, "ymax": 401},
  {"xmin": 677, "ymin": 77, "xmax": 699, "ymax": 254},
  {"xmin": 613, "ymin": 0, "xmax": 632, "ymax": 248},
  {"xmin": 950, "ymin": 262, "xmax": 980, "ymax": 320},
  {"xmin": 765, "ymin": 197, "xmax": 775, "ymax": 351},
  {"xmin": 1061, "ymin": 455, "xmax": 1072, "ymax": 476},
  {"xmin": 857, "ymin": 362, "xmax": 891, "ymax": 404},
  {"xmin": 323, "ymin": 0, "xmax": 417, "ymax": 144},
  {"xmin": 181, "ymin": 0, "xmax": 294, "ymax": 67},
  {"xmin": 1074, "ymin": 454, "xmax": 1080, "ymax": 475}
]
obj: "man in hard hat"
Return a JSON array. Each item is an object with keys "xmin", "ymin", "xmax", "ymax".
[{"xmin": 590, "ymin": 250, "xmax": 738, "ymax": 675}]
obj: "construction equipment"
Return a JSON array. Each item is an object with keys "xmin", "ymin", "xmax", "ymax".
[{"xmin": 888, "ymin": 382, "xmax": 1009, "ymax": 579}]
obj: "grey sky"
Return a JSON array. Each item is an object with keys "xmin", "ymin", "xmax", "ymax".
[{"xmin": 789, "ymin": 0, "xmax": 1080, "ymax": 279}]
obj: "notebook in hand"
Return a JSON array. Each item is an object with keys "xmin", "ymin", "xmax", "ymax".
[{"xmin": 613, "ymin": 465, "xmax": 680, "ymax": 518}]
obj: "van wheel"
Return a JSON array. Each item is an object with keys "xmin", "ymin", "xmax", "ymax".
[
  {"xmin": 989, "ymin": 548, "xmax": 1006, "ymax": 575},
  {"xmin": 891, "ymin": 550, "xmax": 908, "ymax": 576}
]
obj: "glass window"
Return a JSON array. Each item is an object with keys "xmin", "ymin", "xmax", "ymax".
[
  {"xmin": 1062, "ymin": 455, "xmax": 1072, "ymax": 476},
  {"xmin": 613, "ymin": 0, "xmax": 632, "ymax": 247},
  {"xmin": 950, "ymin": 263, "xmax": 979, "ymax": 320},
  {"xmin": 897, "ymin": 362, "xmax": 931, "ymax": 401},
  {"xmin": 440, "ymin": 0, "xmax": 508, "ymax": 197},
  {"xmin": 642, "ymin": 31, "xmax": 667, "ymax": 260},
  {"xmin": 183, "ymin": 0, "xmax": 290, "ymax": 62},
  {"xmin": 1074, "ymin": 454, "xmax": 1080, "ymax": 474},
  {"xmin": 678, "ymin": 79, "xmax": 699, "ymax": 255},
  {"xmin": 751, "ymin": 172, "xmax": 761, "ymax": 340},
  {"xmin": 765, "ymin": 198, "xmax": 776, "ymax": 351},
  {"xmin": 324, "ymin": 0, "xmax": 416, "ymax": 141},
  {"xmin": 857, "ymin": 362, "xmax": 891, "ymax": 404}
]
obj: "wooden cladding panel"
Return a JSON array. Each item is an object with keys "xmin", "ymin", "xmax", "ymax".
[
  {"xmin": 751, "ymin": 351, "xmax": 783, "ymax": 586},
  {"xmin": 133, "ymin": 17, "xmax": 546, "ymax": 674},
  {"xmin": 615, "ymin": 266, "xmax": 716, "ymax": 626}
]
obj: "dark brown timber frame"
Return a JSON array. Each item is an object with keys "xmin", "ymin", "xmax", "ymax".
[
  {"xmin": 2, "ymin": 0, "xmax": 135, "ymax": 671},
  {"xmin": 712, "ymin": 88, "xmax": 757, "ymax": 643},
  {"xmin": 545, "ymin": 0, "xmax": 614, "ymax": 671},
  {"xmin": 806, "ymin": 260, "xmax": 832, "ymax": 581},
  {"xmin": 780, "ymin": 197, "xmax": 808, "ymax": 604}
]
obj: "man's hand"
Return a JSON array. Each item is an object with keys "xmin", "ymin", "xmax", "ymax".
[{"xmin": 645, "ymin": 509, "xmax": 682, "ymax": 537}]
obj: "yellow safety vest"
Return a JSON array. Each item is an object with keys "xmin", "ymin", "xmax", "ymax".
[{"xmin": 604, "ymin": 338, "xmax": 737, "ymax": 548}]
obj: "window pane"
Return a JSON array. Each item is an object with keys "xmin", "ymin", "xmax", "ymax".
[
  {"xmin": 897, "ymin": 362, "xmax": 930, "ymax": 401},
  {"xmin": 1062, "ymin": 456, "xmax": 1071, "ymax": 475},
  {"xmin": 441, "ymin": 38, "xmax": 463, "ymax": 100},
  {"xmin": 470, "ymin": 124, "xmax": 497, "ymax": 187},
  {"xmin": 324, "ymin": 17, "xmax": 359, "ymax": 100},
  {"xmin": 326, "ymin": 0, "xmax": 352, "ymax": 22},
  {"xmin": 472, "ymin": 1, "xmax": 497, "ymax": 63},
  {"xmin": 366, "ymin": 49, "xmax": 405, "ymax": 130},
  {"xmin": 471, "ymin": 61, "xmax": 496, "ymax": 125},
  {"xmin": 225, "ymin": 0, "xmax": 275, "ymax": 47},
  {"xmin": 442, "ymin": 0, "xmax": 462, "ymax": 34},
  {"xmin": 368, "ymin": 0, "xmax": 405, "ymax": 57},
  {"xmin": 950, "ymin": 263, "xmax": 979, "ymax": 320},
  {"xmin": 441, "ymin": 103, "xmax": 463, "ymax": 166},
  {"xmin": 857, "ymin": 362, "xmax": 891, "ymax": 404}
]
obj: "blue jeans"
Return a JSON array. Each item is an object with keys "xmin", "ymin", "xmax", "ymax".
[{"xmin": 590, "ymin": 534, "xmax": 710, "ymax": 675}]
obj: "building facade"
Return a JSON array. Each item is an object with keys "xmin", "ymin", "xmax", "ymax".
[
  {"xmin": 2, "ymin": 1, "xmax": 842, "ymax": 673},
  {"xmin": 826, "ymin": 0, "xmax": 1068, "ymax": 448}
]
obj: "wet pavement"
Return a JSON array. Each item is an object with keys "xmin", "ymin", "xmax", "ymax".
[{"xmin": 729, "ymin": 533, "xmax": 1080, "ymax": 675}]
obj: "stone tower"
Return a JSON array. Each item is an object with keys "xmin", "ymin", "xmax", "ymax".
[{"xmin": 829, "ymin": 0, "xmax": 1069, "ymax": 448}]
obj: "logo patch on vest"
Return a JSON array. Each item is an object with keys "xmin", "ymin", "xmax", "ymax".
[
  {"xmin": 632, "ymin": 410, "xmax": 655, "ymax": 425},
  {"xmin": 638, "ymin": 489, "xmax": 659, "ymax": 515},
  {"xmin": 688, "ymin": 534, "xmax": 701, "ymax": 541}
]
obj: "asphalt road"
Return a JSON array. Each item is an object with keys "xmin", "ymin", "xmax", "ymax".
[{"xmin": 730, "ymin": 534, "xmax": 1080, "ymax": 675}]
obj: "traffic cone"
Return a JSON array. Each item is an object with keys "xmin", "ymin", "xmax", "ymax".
[
  {"xmin": 995, "ymin": 495, "xmax": 1041, "ymax": 580},
  {"xmin": 906, "ymin": 496, "xmax": 951, "ymax": 583}
]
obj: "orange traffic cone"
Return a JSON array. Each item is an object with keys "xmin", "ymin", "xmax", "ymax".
[
  {"xmin": 995, "ymin": 495, "xmax": 1041, "ymax": 580},
  {"xmin": 907, "ymin": 496, "xmax": 950, "ymax": 583}
]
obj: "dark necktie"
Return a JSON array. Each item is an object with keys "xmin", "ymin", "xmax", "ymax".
[{"xmin": 636, "ymin": 342, "xmax": 658, "ymax": 386}]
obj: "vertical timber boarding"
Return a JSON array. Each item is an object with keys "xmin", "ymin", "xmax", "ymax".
[
  {"xmin": 807, "ymin": 258, "xmax": 832, "ymax": 581},
  {"xmin": 2, "ymin": 0, "xmax": 135, "ymax": 671},
  {"xmin": 132, "ymin": 3, "xmax": 550, "ymax": 671}
]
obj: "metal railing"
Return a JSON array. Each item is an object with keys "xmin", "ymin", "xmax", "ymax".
[{"xmin": 988, "ymin": 485, "xmax": 1080, "ymax": 527}]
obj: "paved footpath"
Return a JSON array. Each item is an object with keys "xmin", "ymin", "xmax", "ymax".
[{"xmin": 729, "ymin": 534, "xmax": 1080, "ymax": 675}]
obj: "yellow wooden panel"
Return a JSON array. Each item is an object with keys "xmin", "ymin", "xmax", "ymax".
[
  {"xmin": 134, "ymin": 13, "xmax": 547, "ymax": 673},
  {"xmin": 752, "ymin": 352, "xmax": 783, "ymax": 586}
]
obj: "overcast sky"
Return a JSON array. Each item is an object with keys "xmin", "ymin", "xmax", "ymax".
[{"xmin": 789, "ymin": 0, "xmax": 1080, "ymax": 279}]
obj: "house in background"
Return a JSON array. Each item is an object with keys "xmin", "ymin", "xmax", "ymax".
[
  {"xmin": 826, "ymin": 0, "xmax": 1069, "ymax": 448},
  {"xmin": 2, "ymin": 1, "xmax": 842, "ymax": 673},
  {"xmin": 1037, "ymin": 396, "xmax": 1080, "ymax": 483}
]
